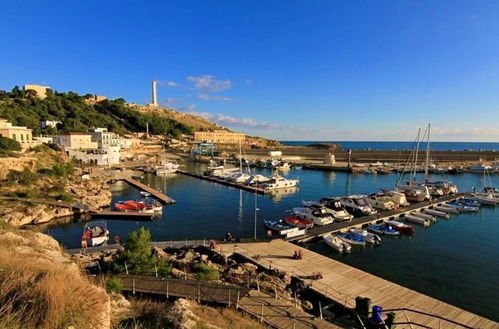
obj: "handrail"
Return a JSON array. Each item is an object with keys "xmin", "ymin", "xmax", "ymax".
[{"xmin": 373, "ymin": 308, "xmax": 475, "ymax": 329}]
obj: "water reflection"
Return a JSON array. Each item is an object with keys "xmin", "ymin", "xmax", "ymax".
[{"xmin": 268, "ymin": 186, "xmax": 299, "ymax": 202}]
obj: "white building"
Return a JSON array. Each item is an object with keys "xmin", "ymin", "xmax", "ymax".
[
  {"xmin": 40, "ymin": 120, "xmax": 61, "ymax": 129},
  {"xmin": 56, "ymin": 131, "xmax": 121, "ymax": 166}
]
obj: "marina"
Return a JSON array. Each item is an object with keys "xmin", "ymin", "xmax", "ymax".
[{"xmin": 45, "ymin": 163, "xmax": 499, "ymax": 322}]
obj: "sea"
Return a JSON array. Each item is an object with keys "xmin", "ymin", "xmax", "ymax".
[
  {"xmin": 43, "ymin": 149, "xmax": 499, "ymax": 322},
  {"xmin": 281, "ymin": 141, "xmax": 499, "ymax": 151}
]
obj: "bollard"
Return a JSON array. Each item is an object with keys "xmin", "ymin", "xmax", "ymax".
[
  {"xmin": 319, "ymin": 300, "xmax": 323, "ymax": 319},
  {"xmin": 385, "ymin": 312, "xmax": 396, "ymax": 329},
  {"xmin": 236, "ymin": 289, "xmax": 240, "ymax": 309},
  {"xmin": 132, "ymin": 278, "xmax": 135, "ymax": 295},
  {"xmin": 166, "ymin": 279, "xmax": 169, "ymax": 298},
  {"xmin": 260, "ymin": 303, "xmax": 264, "ymax": 322}
]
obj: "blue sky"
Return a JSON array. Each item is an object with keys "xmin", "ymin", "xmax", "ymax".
[{"xmin": 1, "ymin": 1, "xmax": 499, "ymax": 141}]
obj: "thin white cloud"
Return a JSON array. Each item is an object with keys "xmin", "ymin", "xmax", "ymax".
[
  {"xmin": 157, "ymin": 80, "xmax": 179, "ymax": 88},
  {"xmin": 186, "ymin": 75, "xmax": 232, "ymax": 93},
  {"xmin": 187, "ymin": 111, "xmax": 279, "ymax": 129},
  {"xmin": 245, "ymin": 79, "xmax": 253, "ymax": 85},
  {"xmin": 159, "ymin": 97, "xmax": 176, "ymax": 107},
  {"xmin": 179, "ymin": 104, "xmax": 197, "ymax": 111},
  {"xmin": 197, "ymin": 94, "xmax": 231, "ymax": 102}
]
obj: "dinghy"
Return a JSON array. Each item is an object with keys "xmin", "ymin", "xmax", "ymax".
[
  {"xmin": 349, "ymin": 228, "xmax": 381, "ymax": 245},
  {"xmin": 446, "ymin": 201, "xmax": 479, "ymax": 212},
  {"xmin": 81, "ymin": 222, "xmax": 109, "ymax": 247},
  {"xmin": 367, "ymin": 224, "xmax": 400, "ymax": 236},
  {"xmin": 323, "ymin": 234, "xmax": 351, "ymax": 253},
  {"xmin": 404, "ymin": 214, "xmax": 430, "ymax": 226},
  {"xmin": 336, "ymin": 232, "xmax": 366, "ymax": 246},
  {"xmin": 423, "ymin": 209, "xmax": 450, "ymax": 219},
  {"xmin": 385, "ymin": 220, "xmax": 414, "ymax": 234},
  {"xmin": 434, "ymin": 205, "xmax": 461, "ymax": 214},
  {"xmin": 410, "ymin": 212, "xmax": 437, "ymax": 222}
]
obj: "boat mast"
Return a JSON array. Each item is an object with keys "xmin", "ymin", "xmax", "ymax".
[
  {"xmin": 411, "ymin": 128, "xmax": 422, "ymax": 184},
  {"xmin": 395, "ymin": 130, "xmax": 419, "ymax": 188},
  {"xmin": 239, "ymin": 142, "xmax": 242, "ymax": 172},
  {"xmin": 424, "ymin": 123, "xmax": 431, "ymax": 179}
]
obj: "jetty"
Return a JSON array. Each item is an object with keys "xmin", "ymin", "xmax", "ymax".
[
  {"xmin": 217, "ymin": 239, "xmax": 498, "ymax": 329},
  {"xmin": 289, "ymin": 193, "xmax": 467, "ymax": 242},
  {"xmin": 90, "ymin": 211, "xmax": 155, "ymax": 220},
  {"xmin": 177, "ymin": 170, "xmax": 266, "ymax": 194},
  {"xmin": 122, "ymin": 177, "xmax": 176, "ymax": 204}
]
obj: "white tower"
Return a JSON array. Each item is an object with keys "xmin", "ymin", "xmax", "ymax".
[{"xmin": 151, "ymin": 80, "xmax": 158, "ymax": 107}]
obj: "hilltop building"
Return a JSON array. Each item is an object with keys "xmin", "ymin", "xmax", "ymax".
[
  {"xmin": 0, "ymin": 118, "xmax": 35, "ymax": 150},
  {"xmin": 57, "ymin": 132, "xmax": 98, "ymax": 150},
  {"xmin": 84, "ymin": 95, "xmax": 107, "ymax": 105},
  {"xmin": 194, "ymin": 130, "xmax": 246, "ymax": 144},
  {"xmin": 23, "ymin": 84, "xmax": 50, "ymax": 99}
]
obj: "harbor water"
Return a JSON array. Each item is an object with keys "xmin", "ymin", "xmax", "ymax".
[{"xmin": 45, "ymin": 162, "xmax": 499, "ymax": 321}]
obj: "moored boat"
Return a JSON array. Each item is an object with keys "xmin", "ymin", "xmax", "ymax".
[
  {"xmin": 264, "ymin": 219, "xmax": 305, "ymax": 238},
  {"xmin": 404, "ymin": 214, "xmax": 430, "ymax": 226},
  {"xmin": 349, "ymin": 228, "xmax": 381, "ymax": 245},
  {"xmin": 323, "ymin": 234, "xmax": 351, "ymax": 253},
  {"xmin": 367, "ymin": 224, "xmax": 400, "ymax": 236},
  {"xmin": 434, "ymin": 205, "xmax": 461, "ymax": 214},
  {"xmin": 336, "ymin": 232, "xmax": 366, "ymax": 246},
  {"xmin": 410, "ymin": 211, "xmax": 437, "ymax": 222},
  {"xmin": 81, "ymin": 221, "xmax": 109, "ymax": 247},
  {"xmin": 385, "ymin": 220, "xmax": 414, "ymax": 234},
  {"xmin": 283, "ymin": 215, "xmax": 314, "ymax": 229},
  {"xmin": 423, "ymin": 209, "xmax": 450, "ymax": 219}
]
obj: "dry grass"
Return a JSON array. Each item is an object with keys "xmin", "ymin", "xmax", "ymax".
[
  {"xmin": 115, "ymin": 299, "xmax": 175, "ymax": 329},
  {"xmin": 191, "ymin": 304, "xmax": 266, "ymax": 329},
  {"xmin": 0, "ymin": 231, "xmax": 109, "ymax": 329}
]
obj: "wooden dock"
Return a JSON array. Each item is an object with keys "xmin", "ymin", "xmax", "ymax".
[
  {"xmin": 290, "ymin": 194, "xmax": 467, "ymax": 242},
  {"xmin": 90, "ymin": 211, "xmax": 155, "ymax": 220},
  {"xmin": 217, "ymin": 240, "xmax": 498, "ymax": 329},
  {"xmin": 122, "ymin": 177, "xmax": 176, "ymax": 204},
  {"xmin": 177, "ymin": 170, "xmax": 266, "ymax": 194}
]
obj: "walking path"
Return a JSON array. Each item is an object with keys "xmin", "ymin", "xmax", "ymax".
[
  {"xmin": 218, "ymin": 239, "xmax": 498, "ymax": 329},
  {"xmin": 118, "ymin": 275, "xmax": 340, "ymax": 329}
]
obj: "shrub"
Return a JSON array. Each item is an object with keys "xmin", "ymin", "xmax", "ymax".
[
  {"xmin": 106, "ymin": 277, "xmax": 123, "ymax": 293},
  {"xmin": 29, "ymin": 144, "xmax": 48, "ymax": 153},
  {"xmin": 192, "ymin": 263, "xmax": 219, "ymax": 281},
  {"xmin": 112, "ymin": 227, "xmax": 172, "ymax": 276},
  {"xmin": 56, "ymin": 192, "xmax": 73, "ymax": 202},
  {"xmin": 0, "ymin": 136, "xmax": 21, "ymax": 151},
  {"xmin": 7, "ymin": 168, "xmax": 37, "ymax": 186}
]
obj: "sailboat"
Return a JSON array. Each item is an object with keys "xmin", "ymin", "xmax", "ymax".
[
  {"xmin": 472, "ymin": 168, "xmax": 499, "ymax": 205},
  {"xmin": 395, "ymin": 128, "xmax": 430, "ymax": 202}
]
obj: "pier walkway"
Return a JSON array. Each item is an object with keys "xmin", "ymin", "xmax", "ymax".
[
  {"xmin": 118, "ymin": 275, "xmax": 340, "ymax": 329},
  {"xmin": 177, "ymin": 170, "xmax": 266, "ymax": 194},
  {"xmin": 217, "ymin": 240, "xmax": 498, "ymax": 329},
  {"xmin": 291, "ymin": 194, "xmax": 467, "ymax": 242},
  {"xmin": 122, "ymin": 177, "xmax": 176, "ymax": 204}
]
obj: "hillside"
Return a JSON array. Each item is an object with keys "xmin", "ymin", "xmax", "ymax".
[
  {"xmin": 129, "ymin": 104, "xmax": 225, "ymax": 131},
  {"xmin": 0, "ymin": 86, "xmax": 192, "ymax": 137}
]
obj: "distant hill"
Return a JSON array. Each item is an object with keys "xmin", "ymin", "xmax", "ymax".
[{"xmin": 0, "ymin": 86, "xmax": 192, "ymax": 137}]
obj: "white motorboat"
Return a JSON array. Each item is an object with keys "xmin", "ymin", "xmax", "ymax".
[
  {"xmin": 245, "ymin": 174, "xmax": 271, "ymax": 185},
  {"xmin": 482, "ymin": 187, "xmax": 499, "ymax": 198},
  {"xmin": 409, "ymin": 211, "xmax": 437, "ymax": 223},
  {"xmin": 366, "ymin": 193, "xmax": 397, "ymax": 210},
  {"xmin": 291, "ymin": 206, "xmax": 334, "ymax": 226},
  {"xmin": 323, "ymin": 234, "xmax": 351, "ymax": 253},
  {"xmin": 340, "ymin": 195, "xmax": 377, "ymax": 218},
  {"xmin": 349, "ymin": 228, "xmax": 381, "ymax": 245},
  {"xmin": 303, "ymin": 198, "xmax": 353, "ymax": 221},
  {"xmin": 263, "ymin": 175, "xmax": 299, "ymax": 191},
  {"xmin": 81, "ymin": 221, "xmax": 109, "ymax": 247},
  {"xmin": 469, "ymin": 165, "xmax": 492, "ymax": 173},
  {"xmin": 404, "ymin": 214, "xmax": 430, "ymax": 227},
  {"xmin": 274, "ymin": 161, "xmax": 291, "ymax": 171},
  {"xmin": 154, "ymin": 162, "xmax": 179, "ymax": 175},
  {"xmin": 230, "ymin": 173, "xmax": 252, "ymax": 183},
  {"xmin": 423, "ymin": 209, "xmax": 450, "ymax": 219},
  {"xmin": 381, "ymin": 190, "xmax": 410, "ymax": 207}
]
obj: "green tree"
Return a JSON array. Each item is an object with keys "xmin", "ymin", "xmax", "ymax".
[
  {"xmin": 112, "ymin": 227, "xmax": 171, "ymax": 276},
  {"xmin": 0, "ymin": 136, "xmax": 21, "ymax": 151}
]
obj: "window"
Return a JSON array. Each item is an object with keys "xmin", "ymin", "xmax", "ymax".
[
  {"xmin": 21, "ymin": 134, "xmax": 24, "ymax": 141},
  {"xmin": 12, "ymin": 134, "xmax": 16, "ymax": 140}
]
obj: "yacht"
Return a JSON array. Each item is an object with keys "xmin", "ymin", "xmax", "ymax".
[
  {"xmin": 340, "ymin": 195, "xmax": 377, "ymax": 217},
  {"xmin": 154, "ymin": 162, "xmax": 179, "ymax": 175},
  {"xmin": 302, "ymin": 198, "xmax": 353, "ymax": 221},
  {"xmin": 263, "ymin": 175, "xmax": 299, "ymax": 191},
  {"xmin": 380, "ymin": 190, "xmax": 410, "ymax": 207},
  {"xmin": 291, "ymin": 206, "xmax": 334, "ymax": 226},
  {"xmin": 366, "ymin": 193, "xmax": 397, "ymax": 210}
]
